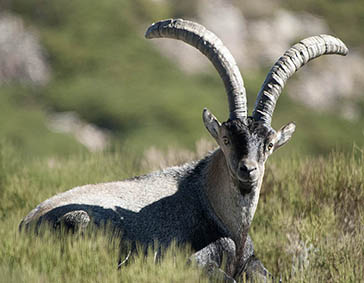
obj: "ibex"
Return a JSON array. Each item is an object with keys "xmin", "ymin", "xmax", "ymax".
[{"xmin": 20, "ymin": 19, "xmax": 348, "ymax": 281}]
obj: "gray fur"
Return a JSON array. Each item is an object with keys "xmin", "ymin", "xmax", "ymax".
[
  {"xmin": 21, "ymin": 149, "xmax": 267, "ymax": 281},
  {"xmin": 20, "ymin": 19, "xmax": 347, "ymax": 282}
]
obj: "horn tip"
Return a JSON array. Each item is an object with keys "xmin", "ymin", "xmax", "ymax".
[
  {"xmin": 145, "ymin": 19, "xmax": 172, "ymax": 39},
  {"xmin": 319, "ymin": 34, "xmax": 349, "ymax": 56},
  {"xmin": 145, "ymin": 19, "xmax": 190, "ymax": 39},
  {"xmin": 145, "ymin": 21, "xmax": 160, "ymax": 39}
]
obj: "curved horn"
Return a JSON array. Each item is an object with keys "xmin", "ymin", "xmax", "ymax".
[
  {"xmin": 253, "ymin": 34, "xmax": 348, "ymax": 124},
  {"xmin": 145, "ymin": 19, "xmax": 247, "ymax": 120}
]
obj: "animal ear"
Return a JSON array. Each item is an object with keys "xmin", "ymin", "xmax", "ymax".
[
  {"xmin": 275, "ymin": 122, "xmax": 296, "ymax": 150},
  {"xmin": 202, "ymin": 108, "xmax": 221, "ymax": 140}
]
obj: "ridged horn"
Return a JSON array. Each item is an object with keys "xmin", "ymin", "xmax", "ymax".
[
  {"xmin": 253, "ymin": 34, "xmax": 348, "ymax": 124},
  {"xmin": 145, "ymin": 19, "xmax": 247, "ymax": 120}
]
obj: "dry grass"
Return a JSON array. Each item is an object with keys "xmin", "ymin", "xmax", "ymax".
[{"xmin": 0, "ymin": 141, "xmax": 363, "ymax": 282}]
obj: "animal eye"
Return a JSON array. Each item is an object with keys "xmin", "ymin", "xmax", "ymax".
[
  {"xmin": 222, "ymin": 137, "xmax": 229, "ymax": 145},
  {"xmin": 267, "ymin": 142, "xmax": 274, "ymax": 151}
]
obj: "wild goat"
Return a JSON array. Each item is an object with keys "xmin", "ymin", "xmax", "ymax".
[{"xmin": 20, "ymin": 19, "xmax": 348, "ymax": 281}]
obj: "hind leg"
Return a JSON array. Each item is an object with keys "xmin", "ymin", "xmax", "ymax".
[{"xmin": 55, "ymin": 210, "xmax": 90, "ymax": 232}]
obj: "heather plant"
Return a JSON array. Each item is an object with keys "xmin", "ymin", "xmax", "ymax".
[{"xmin": 0, "ymin": 141, "xmax": 363, "ymax": 282}]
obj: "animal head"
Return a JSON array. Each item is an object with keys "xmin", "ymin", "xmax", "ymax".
[
  {"xmin": 203, "ymin": 110, "xmax": 295, "ymax": 191},
  {"xmin": 146, "ymin": 19, "xmax": 348, "ymax": 192}
]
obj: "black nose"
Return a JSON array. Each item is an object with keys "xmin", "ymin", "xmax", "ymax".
[
  {"xmin": 239, "ymin": 158, "xmax": 258, "ymax": 177},
  {"xmin": 239, "ymin": 164, "xmax": 257, "ymax": 173}
]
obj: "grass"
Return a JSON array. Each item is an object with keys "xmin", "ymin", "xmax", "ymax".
[
  {"xmin": 253, "ymin": 149, "xmax": 364, "ymax": 282},
  {"xmin": 0, "ymin": 1, "xmax": 363, "ymax": 280},
  {"xmin": 0, "ymin": 86, "xmax": 85, "ymax": 158},
  {"xmin": 0, "ymin": 141, "xmax": 363, "ymax": 282}
]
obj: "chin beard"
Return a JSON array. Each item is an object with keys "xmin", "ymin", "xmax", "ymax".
[{"xmin": 238, "ymin": 180, "xmax": 255, "ymax": 194}]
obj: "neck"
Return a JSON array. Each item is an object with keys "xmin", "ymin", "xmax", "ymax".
[{"xmin": 204, "ymin": 149, "xmax": 263, "ymax": 250}]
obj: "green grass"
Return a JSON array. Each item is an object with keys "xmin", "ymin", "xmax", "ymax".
[
  {"xmin": 0, "ymin": 2, "xmax": 363, "ymax": 279},
  {"xmin": 0, "ymin": 86, "xmax": 86, "ymax": 158},
  {"xmin": 253, "ymin": 149, "xmax": 364, "ymax": 282},
  {"xmin": 0, "ymin": 141, "xmax": 363, "ymax": 282}
]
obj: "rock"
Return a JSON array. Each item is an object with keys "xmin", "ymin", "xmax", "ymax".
[
  {"xmin": 287, "ymin": 53, "xmax": 364, "ymax": 120},
  {"xmin": 46, "ymin": 111, "xmax": 109, "ymax": 152},
  {"xmin": 147, "ymin": 1, "xmax": 364, "ymax": 119},
  {"xmin": 0, "ymin": 12, "xmax": 50, "ymax": 85}
]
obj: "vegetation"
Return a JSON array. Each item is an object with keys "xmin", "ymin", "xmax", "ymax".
[
  {"xmin": 0, "ymin": 0, "xmax": 363, "ymax": 158},
  {"xmin": 283, "ymin": 0, "xmax": 364, "ymax": 50},
  {"xmin": 0, "ymin": 142, "xmax": 363, "ymax": 282},
  {"xmin": 0, "ymin": 1, "xmax": 363, "ymax": 282}
]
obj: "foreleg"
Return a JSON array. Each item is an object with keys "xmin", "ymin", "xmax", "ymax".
[{"xmin": 190, "ymin": 237, "xmax": 236, "ymax": 282}]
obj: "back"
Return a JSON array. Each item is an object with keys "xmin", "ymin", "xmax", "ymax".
[{"xmin": 21, "ymin": 159, "xmax": 223, "ymax": 250}]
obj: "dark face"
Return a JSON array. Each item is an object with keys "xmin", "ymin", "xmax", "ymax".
[
  {"xmin": 203, "ymin": 109, "xmax": 296, "ymax": 194},
  {"xmin": 219, "ymin": 119, "xmax": 275, "ymax": 191}
]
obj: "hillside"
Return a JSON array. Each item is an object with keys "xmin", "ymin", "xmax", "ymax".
[
  {"xmin": 0, "ymin": 2, "xmax": 363, "ymax": 281},
  {"xmin": 0, "ymin": 0, "xmax": 362, "ymax": 159}
]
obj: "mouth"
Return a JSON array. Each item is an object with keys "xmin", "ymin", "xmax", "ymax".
[
  {"xmin": 238, "ymin": 180, "xmax": 257, "ymax": 186},
  {"xmin": 238, "ymin": 180, "xmax": 256, "ymax": 194},
  {"xmin": 228, "ymin": 169, "xmax": 258, "ymax": 194}
]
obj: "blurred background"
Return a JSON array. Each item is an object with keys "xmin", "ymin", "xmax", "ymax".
[{"xmin": 0, "ymin": 0, "xmax": 363, "ymax": 160}]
